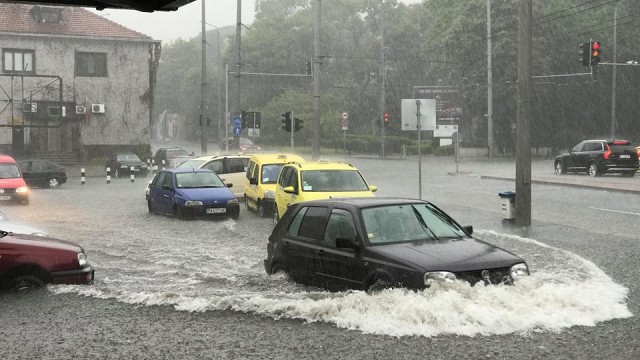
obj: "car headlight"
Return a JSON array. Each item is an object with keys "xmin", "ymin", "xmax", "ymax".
[
  {"xmin": 227, "ymin": 198, "xmax": 239, "ymax": 205},
  {"xmin": 510, "ymin": 263, "xmax": 530, "ymax": 280},
  {"xmin": 77, "ymin": 252, "xmax": 87, "ymax": 267},
  {"xmin": 424, "ymin": 271, "xmax": 457, "ymax": 286},
  {"xmin": 264, "ymin": 190, "xmax": 275, "ymax": 199},
  {"xmin": 16, "ymin": 186, "xmax": 28, "ymax": 193},
  {"xmin": 184, "ymin": 200, "xmax": 203, "ymax": 206}
]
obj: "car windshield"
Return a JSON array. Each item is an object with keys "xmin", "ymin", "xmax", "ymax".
[
  {"xmin": 362, "ymin": 204, "xmax": 466, "ymax": 245},
  {"xmin": 175, "ymin": 172, "xmax": 224, "ymax": 188},
  {"xmin": 0, "ymin": 163, "xmax": 21, "ymax": 179},
  {"xmin": 167, "ymin": 149, "xmax": 189, "ymax": 158},
  {"xmin": 300, "ymin": 170, "xmax": 369, "ymax": 192},
  {"xmin": 261, "ymin": 164, "xmax": 283, "ymax": 184},
  {"xmin": 177, "ymin": 159, "xmax": 207, "ymax": 169},
  {"xmin": 117, "ymin": 154, "xmax": 141, "ymax": 162},
  {"xmin": 239, "ymin": 138, "xmax": 253, "ymax": 145}
]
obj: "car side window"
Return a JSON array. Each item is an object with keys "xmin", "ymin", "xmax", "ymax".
[
  {"xmin": 285, "ymin": 168, "xmax": 298, "ymax": 191},
  {"xmin": 287, "ymin": 206, "xmax": 308, "ymax": 236},
  {"xmin": 226, "ymin": 158, "xmax": 245, "ymax": 173},
  {"xmin": 32, "ymin": 161, "xmax": 46, "ymax": 172},
  {"xmin": 322, "ymin": 209, "xmax": 356, "ymax": 247},
  {"xmin": 279, "ymin": 167, "xmax": 291, "ymax": 187},
  {"xmin": 204, "ymin": 159, "xmax": 224, "ymax": 174},
  {"xmin": 246, "ymin": 161, "xmax": 256, "ymax": 179},
  {"xmin": 152, "ymin": 172, "xmax": 165, "ymax": 186},
  {"xmin": 572, "ymin": 143, "xmax": 584, "ymax": 152},
  {"xmin": 295, "ymin": 206, "xmax": 327, "ymax": 240},
  {"xmin": 161, "ymin": 173, "xmax": 173, "ymax": 188}
]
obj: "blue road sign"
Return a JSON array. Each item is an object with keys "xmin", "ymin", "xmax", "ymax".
[
  {"xmin": 233, "ymin": 116, "xmax": 242, "ymax": 126},
  {"xmin": 232, "ymin": 126, "xmax": 242, "ymax": 136}
]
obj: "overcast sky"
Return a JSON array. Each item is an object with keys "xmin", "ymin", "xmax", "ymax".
[{"xmin": 90, "ymin": 0, "xmax": 422, "ymax": 43}]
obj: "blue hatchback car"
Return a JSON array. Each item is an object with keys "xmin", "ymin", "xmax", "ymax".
[{"xmin": 147, "ymin": 168, "xmax": 240, "ymax": 219}]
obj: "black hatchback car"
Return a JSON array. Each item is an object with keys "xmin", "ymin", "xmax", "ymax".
[
  {"xmin": 105, "ymin": 152, "xmax": 149, "ymax": 178},
  {"xmin": 554, "ymin": 139, "xmax": 639, "ymax": 177},
  {"xmin": 17, "ymin": 160, "xmax": 67, "ymax": 189},
  {"xmin": 264, "ymin": 197, "xmax": 529, "ymax": 292}
]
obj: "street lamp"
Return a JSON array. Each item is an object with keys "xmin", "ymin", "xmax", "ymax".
[{"xmin": 611, "ymin": 0, "xmax": 628, "ymax": 139}]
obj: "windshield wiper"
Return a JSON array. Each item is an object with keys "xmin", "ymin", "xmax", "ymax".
[{"xmin": 411, "ymin": 206, "xmax": 439, "ymax": 240}]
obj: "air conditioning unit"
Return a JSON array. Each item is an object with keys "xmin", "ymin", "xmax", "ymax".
[
  {"xmin": 91, "ymin": 104, "xmax": 105, "ymax": 114},
  {"xmin": 22, "ymin": 102, "xmax": 37, "ymax": 113},
  {"xmin": 75, "ymin": 105, "xmax": 87, "ymax": 114}
]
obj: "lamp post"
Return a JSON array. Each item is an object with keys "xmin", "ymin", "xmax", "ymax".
[
  {"xmin": 204, "ymin": 21, "xmax": 223, "ymax": 145},
  {"xmin": 611, "ymin": 0, "xmax": 628, "ymax": 139}
]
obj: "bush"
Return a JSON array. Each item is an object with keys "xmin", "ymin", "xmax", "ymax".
[{"xmin": 433, "ymin": 144, "xmax": 454, "ymax": 156}]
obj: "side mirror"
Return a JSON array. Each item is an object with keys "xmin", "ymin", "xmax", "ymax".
[
  {"xmin": 249, "ymin": 177, "xmax": 258, "ymax": 185},
  {"xmin": 226, "ymin": 183, "xmax": 233, "ymax": 188},
  {"xmin": 283, "ymin": 186, "xmax": 295, "ymax": 194},
  {"xmin": 462, "ymin": 225, "xmax": 473, "ymax": 236},
  {"xmin": 369, "ymin": 185, "xmax": 378, "ymax": 193}
]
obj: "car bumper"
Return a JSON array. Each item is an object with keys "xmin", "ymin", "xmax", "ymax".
[
  {"xmin": 0, "ymin": 193, "xmax": 28, "ymax": 203},
  {"xmin": 182, "ymin": 204, "xmax": 240, "ymax": 218},
  {"xmin": 50, "ymin": 266, "xmax": 95, "ymax": 285},
  {"xmin": 263, "ymin": 258, "xmax": 271, "ymax": 274}
]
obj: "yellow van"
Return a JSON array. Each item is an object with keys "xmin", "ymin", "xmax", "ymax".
[{"xmin": 244, "ymin": 153, "xmax": 305, "ymax": 217}]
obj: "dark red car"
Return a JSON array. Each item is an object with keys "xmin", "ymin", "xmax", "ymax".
[{"xmin": 0, "ymin": 231, "xmax": 94, "ymax": 291}]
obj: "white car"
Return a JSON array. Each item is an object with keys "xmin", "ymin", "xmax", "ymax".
[
  {"xmin": 0, "ymin": 211, "xmax": 48, "ymax": 236},
  {"xmin": 177, "ymin": 154, "xmax": 250, "ymax": 198}
]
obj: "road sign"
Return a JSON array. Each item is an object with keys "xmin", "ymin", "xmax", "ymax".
[
  {"xmin": 401, "ymin": 99, "xmax": 436, "ymax": 131},
  {"xmin": 232, "ymin": 126, "xmax": 242, "ymax": 136},
  {"xmin": 341, "ymin": 112, "xmax": 349, "ymax": 131},
  {"xmin": 233, "ymin": 116, "xmax": 241, "ymax": 127}
]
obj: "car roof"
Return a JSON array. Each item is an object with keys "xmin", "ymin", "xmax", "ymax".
[
  {"xmin": 190, "ymin": 154, "xmax": 250, "ymax": 161},
  {"xmin": 250, "ymin": 153, "xmax": 305, "ymax": 163},
  {"xmin": 285, "ymin": 160, "xmax": 358, "ymax": 171},
  {"xmin": 164, "ymin": 168, "xmax": 215, "ymax": 174},
  {"xmin": 294, "ymin": 197, "xmax": 428, "ymax": 208},
  {"xmin": 0, "ymin": 154, "xmax": 17, "ymax": 163}
]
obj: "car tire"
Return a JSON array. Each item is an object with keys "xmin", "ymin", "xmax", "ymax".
[
  {"xmin": 174, "ymin": 205, "xmax": 184, "ymax": 219},
  {"xmin": 270, "ymin": 262, "xmax": 282, "ymax": 275},
  {"xmin": 588, "ymin": 162, "xmax": 599, "ymax": 177},
  {"xmin": 554, "ymin": 161, "xmax": 565, "ymax": 175},
  {"xmin": 48, "ymin": 177, "xmax": 60, "ymax": 189},
  {"xmin": 367, "ymin": 278, "xmax": 392, "ymax": 294},
  {"xmin": 4, "ymin": 274, "xmax": 46, "ymax": 291},
  {"xmin": 257, "ymin": 200, "xmax": 265, "ymax": 217}
]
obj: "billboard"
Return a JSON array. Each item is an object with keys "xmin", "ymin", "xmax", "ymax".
[{"xmin": 412, "ymin": 86, "xmax": 462, "ymax": 124}]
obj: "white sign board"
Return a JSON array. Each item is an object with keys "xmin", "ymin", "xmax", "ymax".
[
  {"xmin": 433, "ymin": 124, "xmax": 458, "ymax": 138},
  {"xmin": 341, "ymin": 112, "xmax": 348, "ymax": 131},
  {"xmin": 401, "ymin": 99, "xmax": 436, "ymax": 131},
  {"xmin": 248, "ymin": 128, "xmax": 260, "ymax": 137}
]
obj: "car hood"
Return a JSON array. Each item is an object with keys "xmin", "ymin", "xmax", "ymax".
[
  {"xmin": 0, "ymin": 178, "xmax": 27, "ymax": 188},
  {"xmin": 178, "ymin": 187, "xmax": 235, "ymax": 204},
  {"xmin": 0, "ymin": 221, "xmax": 48, "ymax": 236},
  {"xmin": 368, "ymin": 237, "xmax": 523, "ymax": 272},
  {"xmin": 1, "ymin": 232, "xmax": 82, "ymax": 252}
]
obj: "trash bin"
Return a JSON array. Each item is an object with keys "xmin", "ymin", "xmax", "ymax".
[{"xmin": 498, "ymin": 191, "xmax": 516, "ymax": 220}]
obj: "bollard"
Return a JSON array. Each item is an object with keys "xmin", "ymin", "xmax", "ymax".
[
  {"xmin": 151, "ymin": 159, "xmax": 156, "ymax": 173},
  {"xmin": 147, "ymin": 159, "xmax": 152, "ymax": 173},
  {"xmin": 130, "ymin": 166, "xmax": 135, "ymax": 183},
  {"xmin": 162, "ymin": 159, "xmax": 166, "ymax": 170},
  {"xmin": 81, "ymin": 168, "xmax": 85, "ymax": 185},
  {"xmin": 402, "ymin": 144, "xmax": 407, "ymax": 160},
  {"xmin": 106, "ymin": 167, "xmax": 111, "ymax": 184}
]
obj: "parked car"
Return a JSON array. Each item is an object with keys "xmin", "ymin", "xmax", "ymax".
[
  {"xmin": 274, "ymin": 160, "xmax": 377, "ymax": 222},
  {"xmin": 554, "ymin": 139, "xmax": 639, "ymax": 177},
  {"xmin": 0, "ymin": 211, "xmax": 48, "ymax": 236},
  {"xmin": 17, "ymin": 159, "xmax": 67, "ymax": 189},
  {"xmin": 265, "ymin": 197, "xmax": 530, "ymax": 292},
  {"xmin": 147, "ymin": 168, "xmax": 240, "ymax": 219},
  {"xmin": 177, "ymin": 154, "xmax": 250, "ymax": 198},
  {"xmin": 0, "ymin": 230, "xmax": 94, "ymax": 291},
  {"xmin": 105, "ymin": 152, "xmax": 149, "ymax": 178},
  {"xmin": 244, "ymin": 153, "xmax": 305, "ymax": 217},
  {"xmin": 219, "ymin": 137, "xmax": 261, "ymax": 153},
  {"xmin": 153, "ymin": 147, "xmax": 193, "ymax": 169},
  {"xmin": 637, "ymin": 145, "xmax": 640, "ymax": 173},
  {"xmin": 0, "ymin": 154, "xmax": 29, "ymax": 205}
]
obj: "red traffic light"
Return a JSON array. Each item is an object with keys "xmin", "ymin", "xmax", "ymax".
[
  {"xmin": 592, "ymin": 41, "xmax": 600, "ymax": 51},
  {"xmin": 384, "ymin": 112, "xmax": 389, "ymax": 122}
]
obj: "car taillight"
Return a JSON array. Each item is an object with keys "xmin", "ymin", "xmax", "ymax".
[
  {"xmin": 603, "ymin": 144, "xmax": 611, "ymax": 159},
  {"xmin": 637, "ymin": 148, "xmax": 640, "ymax": 159}
]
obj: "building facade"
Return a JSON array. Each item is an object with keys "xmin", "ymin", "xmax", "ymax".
[{"xmin": 0, "ymin": 4, "xmax": 160, "ymax": 162}]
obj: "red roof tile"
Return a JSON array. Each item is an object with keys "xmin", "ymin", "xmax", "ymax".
[{"xmin": 0, "ymin": 4, "xmax": 154, "ymax": 40}]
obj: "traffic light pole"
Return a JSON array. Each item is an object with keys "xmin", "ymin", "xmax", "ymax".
[{"xmin": 290, "ymin": 110, "xmax": 295, "ymax": 151}]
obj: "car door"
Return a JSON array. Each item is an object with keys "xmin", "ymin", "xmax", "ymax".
[
  {"xmin": 30, "ymin": 161, "xmax": 50, "ymax": 187},
  {"xmin": 581, "ymin": 142, "xmax": 601, "ymax": 169},
  {"xmin": 566, "ymin": 142, "xmax": 584, "ymax": 170},
  {"xmin": 279, "ymin": 167, "xmax": 299, "ymax": 217},
  {"xmin": 275, "ymin": 167, "xmax": 292, "ymax": 218},
  {"xmin": 245, "ymin": 160, "xmax": 258, "ymax": 207},
  {"xmin": 315, "ymin": 208, "xmax": 364, "ymax": 290},
  {"xmin": 150, "ymin": 172, "xmax": 173, "ymax": 215},
  {"xmin": 224, "ymin": 157, "xmax": 247, "ymax": 197},
  {"xmin": 281, "ymin": 205, "xmax": 328, "ymax": 284}
]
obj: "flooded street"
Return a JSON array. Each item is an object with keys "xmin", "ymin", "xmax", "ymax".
[{"xmin": 1, "ymin": 156, "xmax": 638, "ymax": 359}]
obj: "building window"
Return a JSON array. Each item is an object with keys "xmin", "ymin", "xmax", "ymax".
[
  {"xmin": 3, "ymin": 49, "xmax": 35, "ymax": 73},
  {"xmin": 75, "ymin": 52, "xmax": 107, "ymax": 77}
]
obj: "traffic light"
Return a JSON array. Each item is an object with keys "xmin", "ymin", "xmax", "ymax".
[
  {"xmin": 241, "ymin": 110, "xmax": 248, "ymax": 129},
  {"xmin": 294, "ymin": 117, "xmax": 303, "ymax": 132},
  {"xmin": 591, "ymin": 41, "xmax": 601, "ymax": 66},
  {"xmin": 305, "ymin": 60, "xmax": 311, "ymax": 76},
  {"xmin": 579, "ymin": 42, "xmax": 590, "ymax": 67},
  {"xmin": 281, "ymin": 111, "xmax": 291, "ymax": 132},
  {"xmin": 383, "ymin": 112, "xmax": 389, "ymax": 127}
]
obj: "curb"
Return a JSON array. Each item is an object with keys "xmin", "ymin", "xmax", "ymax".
[{"xmin": 479, "ymin": 174, "xmax": 640, "ymax": 194}]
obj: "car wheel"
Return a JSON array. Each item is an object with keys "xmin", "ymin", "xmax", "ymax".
[
  {"xmin": 257, "ymin": 200, "xmax": 265, "ymax": 217},
  {"xmin": 554, "ymin": 161, "xmax": 564, "ymax": 175},
  {"xmin": 5, "ymin": 274, "xmax": 46, "ymax": 291},
  {"xmin": 173, "ymin": 205, "xmax": 183, "ymax": 219},
  {"xmin": 244, "ymin": 195, "xmax": 249, "ymax": 210},
  {"xmin": 48, "ymin": 177, "xmax": 60, "ymax": 189},
  {"xmin": 270, "ymin": 262, "xmax": 282, "ymax": 275},
  {"xmin": 367, "ymin": 278, "xmax": 392, "ymax": 294},
  {"xmin": 588, "ymin": 162, "xmax": 599, "ymax": 177}
]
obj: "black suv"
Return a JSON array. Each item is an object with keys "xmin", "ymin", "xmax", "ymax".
[
  {"xmin": 554, "ymin": 139, "xmax": 639, "ymax": 177},
  {"xmin": 153, "ymin": 147, "xmax": 192, "ymax": 169}
]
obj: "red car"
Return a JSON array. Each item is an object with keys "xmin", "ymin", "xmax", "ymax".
[
  {"xmin": 0, "ymin": 231, "xmax": 94, "ymax": 291},
  {"xmin": 0, "ymin": 154, "xmax": 29, "ymax": 205}
]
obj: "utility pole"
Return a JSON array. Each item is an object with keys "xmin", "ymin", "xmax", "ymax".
[
  {"xmin": 312, "ymin": 0, "xmax": 321, "ymax": 160},
  {"xmin": 380, "ymin": 0, "xmax": 386, "ymax": 158},
  {"xmin": 611, "ymin": 0, "xmax": 627, "ymax": 139},
  {"xmin": 225, "ymin": 63, "xmax": 229, "ymax": 153},
  {"xmin": 515, "ymin": 0, "xmax": 532, "ymax": 226},
  {"xmin": 199, "ymin": 0, "xmax": 207, "ymax": 154},
  {"xmin": 487, "ymin": 0, "xmax": 494, "ymax": 159},
  {"xmin": 235, "ymin": 0, "xmax": 242, "ymax": 150}
]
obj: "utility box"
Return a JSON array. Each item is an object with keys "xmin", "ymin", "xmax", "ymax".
[{"xmin": 498, "ymin": 191, "xmax": 516, "ymax": 220}]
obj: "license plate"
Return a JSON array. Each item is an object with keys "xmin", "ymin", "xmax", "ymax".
[
  {"xmin": 620, "ymin": 154, "xmax": 630, "ymax": 159},
  {"xmin": 0, "ymin": 196, "xmax": 11, "ymax": 201},
  {"xmin": 206, "ymin": 208, "xmax": 226, "ymax": 214}
]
